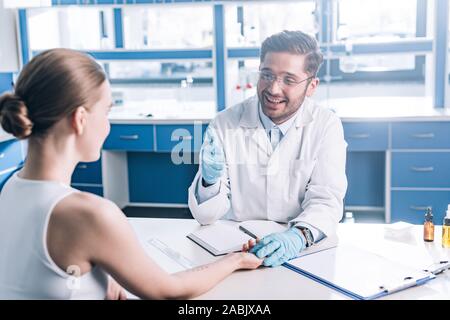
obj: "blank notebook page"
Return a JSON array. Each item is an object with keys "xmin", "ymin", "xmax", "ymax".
[
  {"xmin": 239, "ymin": 220, "xmax": 287, "ymax": 238},
  {"xmin": 191, "ymin": 224, "xmax": 252, "ymax": 253}
]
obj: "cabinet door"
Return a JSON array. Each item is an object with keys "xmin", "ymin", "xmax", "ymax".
[
  {"xmin": 392, "ymin": 122, "xmax": 450, "ymax": 149},
  {"xmin": 391, "ymin": 152, "xmax": 450, "ymax": 188},
  {"xmin": 71, "ymin": 160, "xmax": 102, "ymax": 184},
  {"xmin": 343, "ymin": 122, "xmax": 388, "ymax": 151},
  {"xmin": 156, "ymin": 124, "xmax": 207, "ymax": 152},
  {"xmin": 103, "ymin": 125, "xmax": 154, "ymax": 151},
  {"xmin": 391, "ymin": 190, "xmax": 450, "ymax": 224}
]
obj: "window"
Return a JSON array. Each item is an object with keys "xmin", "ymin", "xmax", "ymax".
[
  {"xmin": 225, "ymin": 1, "xmax": 318, "ymax": 47},
  {"xmin": 107, "ymin": 60, "xmax": 213, "ymax": 84},
  {"xmin": 226, "ymin": 58, "xmax": 259, "ymax": 107},
  {"xmin": 107, "ymin": 60, "xmax": 214, "ymax": 107},
  {"xmin": 28, "ymin": 7, "xmax": 115, "ymax": 50},
  {"xmin": 330, "ymin": 0, "xmax": 424, "ymax": 76},
  {"xmin": 335, "ymin": 0, "xmax": 418, "ymax": 42},
  {"xmin": 121, "ymin": 5, "xmax": 213, "ymax": 49}
]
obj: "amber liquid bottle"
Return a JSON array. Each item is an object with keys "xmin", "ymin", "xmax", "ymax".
[
  {"xmin": 442, "ymin": 205, "xmax": 450, "ymax": 248},
  {"xmin": 423, "ymin": 207, "xmax": 434, "ymax": 242}
]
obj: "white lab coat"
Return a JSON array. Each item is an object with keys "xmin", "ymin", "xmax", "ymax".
[{"xmin": 188, "ymin": 95, "xmax": 347, "ymax": 237}]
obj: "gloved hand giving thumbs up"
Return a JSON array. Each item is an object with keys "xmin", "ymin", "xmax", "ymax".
[{"xmin": 201, "ymin": 126, "xmax": 225, "ymax": 186}]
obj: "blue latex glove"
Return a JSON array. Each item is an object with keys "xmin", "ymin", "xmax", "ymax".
[
  {"xmin": 250, "ymin": 228, "xmax": 306, "ymax": 267},
  {"xmin": 200, "ymin": 126, "xmax": 225, "ymax": 185}
]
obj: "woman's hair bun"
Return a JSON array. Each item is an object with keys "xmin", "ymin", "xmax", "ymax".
[{"xmin": 0, "ymin": 93, "xmax": 33, "ymax": 139}]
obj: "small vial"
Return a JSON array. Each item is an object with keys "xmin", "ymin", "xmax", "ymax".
[{"xmin": 423, "ymin": 207, "xmax": 434, "ymax": 242}]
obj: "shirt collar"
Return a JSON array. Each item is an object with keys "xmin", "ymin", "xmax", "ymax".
[{"xmin": 258, "ymin": 102, "xmax": 302, "ymax": 136}]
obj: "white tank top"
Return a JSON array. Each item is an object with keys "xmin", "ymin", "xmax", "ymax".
[{"xmin": 0, "ymin": 172, "xmax": 108, "ymax": 299}]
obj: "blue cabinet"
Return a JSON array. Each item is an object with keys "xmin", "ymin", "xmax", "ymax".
[
  {"xmin": 55, "ymin": 119, "xmax": 450, "ymax": 220},
  {"xmin": 128, "ymin": 152, "xmax": 198, "ymax": 204},
  {"xmin": 343, "ymin": 122, "xmax": 388, "ymax": 151},
  {"xmin": 391, "ymin": 190, "xmax": 450, "ymax": 224},
  {"xmin": 342, "ymin": 123, "xmax": 388, "ymax": 209},
  {"xmin": 103, "ymin": 125, "xmax": 154, "ymax": 151},
  {"xmin": 100, "ymin": 122, "xmax": 207, "ymax": 206},
  {"xmin": 392, "ymin": 122, "xmax": 450, "ymax": 149},
  {"xmin": 71, "ymin": 160, "xmax": 102, "ymax": 184},
  {"xmin": 71, "ymin": 159, "xmax": 104, "ymax": 197},
  {"xmin": 390, "ymin": 121, "xmax": 450, "ymax": 224},
  {"xmin": 155, "ymin": 124, "xmax": 207, "ymax": 152},
  {"xmin": 391, "ymin": 152, "xmax": 450, "ymax": 188},
  {"xmin": 345, "ymin": 152, "xmax": 385, "ymax": 207}
]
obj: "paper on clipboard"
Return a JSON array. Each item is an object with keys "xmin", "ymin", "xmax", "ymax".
[{"xmin": 284, "ymin": 244, "xmax": 435, "ymax": 300}]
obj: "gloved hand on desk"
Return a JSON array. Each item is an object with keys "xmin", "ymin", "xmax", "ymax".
[
  {"xmin": 200, "ymin": 126, "xmax": 225, "ymax": 186},
  {"xmin": 249, "ymin": 228, "xmax": 306, "ymax": 267}
]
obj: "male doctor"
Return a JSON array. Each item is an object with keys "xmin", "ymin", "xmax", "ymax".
[{"xmin": 188, "ymin": 30, "xmax": 347, "ymax": 267}]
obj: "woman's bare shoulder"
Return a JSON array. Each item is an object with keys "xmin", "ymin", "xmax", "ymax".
[{"xmin": 51, "ymin": 191, "xmax": 127, "ymax": 235}]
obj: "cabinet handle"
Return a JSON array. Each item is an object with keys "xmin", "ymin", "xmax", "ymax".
[
  {"xmin": 410, "ymin": 206, "xmax": 432, "ymax": 211},
  {"xmin": 77, "ymin": 164, "xmax": 88, "ymax": 169},
  {"xmin": 410, "ymin": 166, "xmax": 434, "ymax": 172},
  {"xmin": 348, "ymin": 133, "xmax": 370, "ymax": 139},
  {"xmin": 119, "ymin": 135, "xmax": 139, "ymax": 140},
  {"xmin": 411, "ymin": 133, "xmax": 434, "ymax": 139},
  {"xmin": 0, "ymin": 153, "xmax": 4, "ymax": 159},
  {"xmin": 172, "ymin": 135, "xmax": 193, "ymax": 141}
]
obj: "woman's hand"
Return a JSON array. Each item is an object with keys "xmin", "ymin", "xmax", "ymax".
[
  {"xmin": 105, "ymin": 277, "xmax": 128, "ymax": 300},
  {"xmin": 232, "ymin": 239, "xmax": 263, "ymax": 270},
  {"xmin": 242, "ymin": 238, "xmax": 259, "ymax": 253}
]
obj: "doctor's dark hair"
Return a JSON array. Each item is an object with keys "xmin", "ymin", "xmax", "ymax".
[
  {"xmin": 260, "ymin": 30, "xmax": 324, "ymax": 77},
  {"xmin": 0, "ymin": 48, "xmax": 106, "ymax": 139}
]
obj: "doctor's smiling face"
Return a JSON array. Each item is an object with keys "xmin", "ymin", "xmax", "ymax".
[{"xmin": 257, "ymin": 51, "xmax": 319, "ymax": 125}]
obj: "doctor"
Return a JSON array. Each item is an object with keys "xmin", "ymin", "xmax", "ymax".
[{"xmin": 188, "ymin": 30, "xmax": 347, "ymax": 267}]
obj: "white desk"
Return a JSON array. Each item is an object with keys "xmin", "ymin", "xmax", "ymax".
[{"xmin": 128, "ymin": 218, "xmax": 450, "ymax": 300}]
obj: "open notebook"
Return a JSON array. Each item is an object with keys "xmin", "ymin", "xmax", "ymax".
[{"xmin": 187, "ymin": 220, "xmax": 338, "ymax": 256}]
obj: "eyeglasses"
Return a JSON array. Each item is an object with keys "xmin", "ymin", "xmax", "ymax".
[{"xmin": 258, "ymin": 71, "xmax": 313, "ymax": 88}]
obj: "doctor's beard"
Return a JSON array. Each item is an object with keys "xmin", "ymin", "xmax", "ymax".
[{"xmin": 258, "ymin": 84, "xmax": 309, "ymax": 125}]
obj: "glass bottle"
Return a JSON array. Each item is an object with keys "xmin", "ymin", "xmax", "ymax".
[
  {"xmin": 423, "ymin": 207, "xmax": 434, "ymax": 242},
  {"xmin": 442, "ymin": 205, "xmax": 450, "ymax": 248}
]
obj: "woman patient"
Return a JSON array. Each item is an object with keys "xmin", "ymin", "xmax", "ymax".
[{"xmin": 0, "ymin": 48, "xmax": 261, "ymax": 299}]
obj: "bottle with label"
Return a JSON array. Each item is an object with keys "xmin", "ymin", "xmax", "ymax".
[
  {"xmin": 423, "ymin": 207, "xmax": 434, "ymax": 242},
  {"xmin": 442, "ymin": 205, "xmax": 450, "ymax": 248}
]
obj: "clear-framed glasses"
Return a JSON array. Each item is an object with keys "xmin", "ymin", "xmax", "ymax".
[{"xmin": 258, "ymin": 71, "xmax": 313, "ymax": 88}]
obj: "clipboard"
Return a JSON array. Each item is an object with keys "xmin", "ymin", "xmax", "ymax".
[{"xmin": 284, "ymin": 244, "xmax": 436, "ymax": 300}]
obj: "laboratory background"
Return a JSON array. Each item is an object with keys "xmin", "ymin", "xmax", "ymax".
[{"xmin": 1, "ymin": 0, "xmax": 450, "ymax": 226}]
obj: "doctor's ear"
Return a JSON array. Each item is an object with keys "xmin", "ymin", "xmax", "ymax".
[
  {"xmin": 71, "ymin": 106, "xmax": 87, "ymax": 135},
  {"xmin": 305, "ymin": 77, "xmax": 319, "ymax": 97}
]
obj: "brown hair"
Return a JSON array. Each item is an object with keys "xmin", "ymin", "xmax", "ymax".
[
  {"xmin": 0, "ymin": 48, "xmax": 106, "ymax": 139},
  {"xmin": 260, "ymin": 30, "xmax": 324, "ymax": 77}
]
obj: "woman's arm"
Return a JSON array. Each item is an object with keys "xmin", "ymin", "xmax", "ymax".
[
  {"xmin": 171, "ymin": 251, "xmax": 260, "ymax": 299},
  {"xmin": 59, "ymin": 192, "xmax": 261, "ymax": 299}
]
